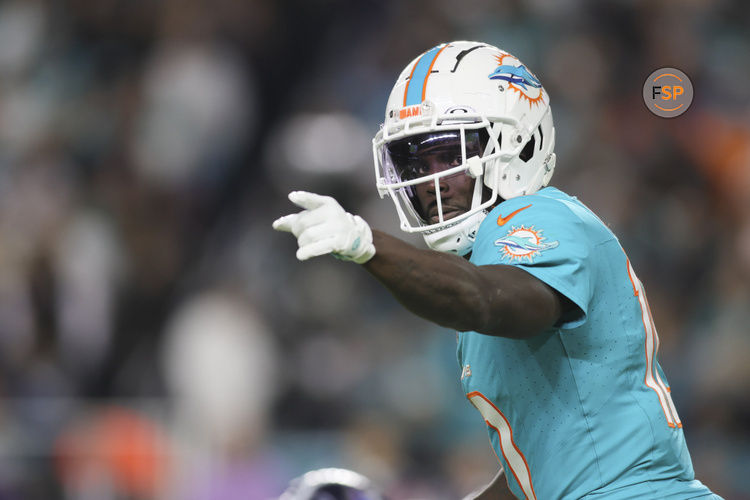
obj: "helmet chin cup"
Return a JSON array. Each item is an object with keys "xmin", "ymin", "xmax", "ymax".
[{"xmin": 422, "ymin": 210, "xmax": 487, "ymax": 256}]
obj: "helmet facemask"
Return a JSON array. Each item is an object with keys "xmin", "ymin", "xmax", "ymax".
[
  {"xmin": 385, "ymin": 128, "xmax": 490, "ymax": 223},
  {"xmin": 373, "ymin": 113, "xmax": 533, "ymax": 255},
  {"xmin": 375, "ymin": 121, "xmax": 499, "ymax": 254}
]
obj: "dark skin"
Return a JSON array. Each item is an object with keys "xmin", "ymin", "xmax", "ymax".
[
  {"xmin": 363, "ymin": 231, "xmax": 564, "ymax": 338},
  {"xmin": 363, "ymin": 146, "xmax": 567, "ymax": 339}
]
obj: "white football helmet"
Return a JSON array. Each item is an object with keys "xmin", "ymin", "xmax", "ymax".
[
  {"xmin": 279, "ymin": 468, "xmax": 385, "ymax": 500},
  {"xmin": 372, "ymin": 41, "xmax": 556, "ymax": 255}
]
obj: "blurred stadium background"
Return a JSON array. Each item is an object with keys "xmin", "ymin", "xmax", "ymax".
[{"xmin": 0, "ymin": 0, "xmax": 748, "ymax": 498}]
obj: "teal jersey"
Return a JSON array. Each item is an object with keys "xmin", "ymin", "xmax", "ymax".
[{"xmin": 458, "ymin": 187, "xmax": 717, "ymax": 499}]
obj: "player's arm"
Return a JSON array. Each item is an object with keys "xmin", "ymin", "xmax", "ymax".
[
  {"xmin": 363, "ymin": 230, "xmax": 562, "ymax": 339},
  {"xmin": 273, "ymin": 191, "xmax": 564, "ymax": 339}
]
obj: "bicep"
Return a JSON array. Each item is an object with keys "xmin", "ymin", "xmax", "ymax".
[{"xmin": 473, "ymin": 264, "xmax": 566, "ymax": 338}]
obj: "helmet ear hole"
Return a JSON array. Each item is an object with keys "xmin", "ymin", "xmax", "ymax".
[{"xmin": 519, "ymin": 135, "xmax": 535, "ymax": 162}]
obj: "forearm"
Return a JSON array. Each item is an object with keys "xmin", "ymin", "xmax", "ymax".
[
  {"xmin": 363, "ymin": 230, "xmax": 488, "ymax": 332},
  {"xmin": 362, "ymin": 230, "xmax": 561, "ymax": 337}
]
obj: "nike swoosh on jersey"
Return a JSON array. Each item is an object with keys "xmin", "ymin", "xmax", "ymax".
[{"xmin": 497, "ymin": 204, "xmax": 532, "ymax": 226}]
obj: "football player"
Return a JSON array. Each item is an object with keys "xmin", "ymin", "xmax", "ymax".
[{"xmin": 273, "ymin": 41, "xmax": 720, "ymax": 499}]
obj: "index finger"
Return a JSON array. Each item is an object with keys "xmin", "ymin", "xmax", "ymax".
[{"xmin": 288, "ymin": 191, "xmax": 332, "ymax": 210}]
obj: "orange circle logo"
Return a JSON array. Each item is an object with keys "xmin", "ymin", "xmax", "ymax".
[{"xmin": 643, "ymin": 68, "xmax": 693, "ymax": 118}]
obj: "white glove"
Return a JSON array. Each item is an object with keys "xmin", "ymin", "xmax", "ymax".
[{"xmin": 272, "ymin": 191, "xmax": 376, "ymax": 264}]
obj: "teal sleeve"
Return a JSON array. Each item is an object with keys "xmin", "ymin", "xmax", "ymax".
[{"xmin": 471, "ymin": 195, "xmax": 594, "ymax": 329}]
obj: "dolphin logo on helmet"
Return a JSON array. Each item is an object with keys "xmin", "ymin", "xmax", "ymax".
[{"xmin": 488, "ymin": 64, "xmax": 542, "ymax": 90}]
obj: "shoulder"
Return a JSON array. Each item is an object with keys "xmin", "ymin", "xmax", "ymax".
[
  {"xmin": 471, "ymin": 187, "xmax": 608, "ymax": 266},
  {"xmin": 480, "ymin": 187, "xmax": 588, "ymax": 237}
]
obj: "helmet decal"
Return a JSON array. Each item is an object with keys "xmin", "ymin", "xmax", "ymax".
[
  {"xmin": 489, "ymin": 53, "xmax": 545, "ymax": 107},
  {"xmin": 450, "ymin": 44, "xmax": 487, "ymax": 72},
  {"xmin": 403, "ymin": 44, "xmax": 450, "ymax": 106}
]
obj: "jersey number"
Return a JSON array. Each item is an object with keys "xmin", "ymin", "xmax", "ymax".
[
  {"xmin": 626, "ymin": 258, "xmax": 682, "ymax": 428},
  {"xmin": 467, "ymin": 391, "xmax": 537, "ymax": 500}
]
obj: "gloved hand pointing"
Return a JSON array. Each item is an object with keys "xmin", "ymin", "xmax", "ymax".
[{"xmin": 272, "ymin": 191, "xmax": 376, "ymax": 264}]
